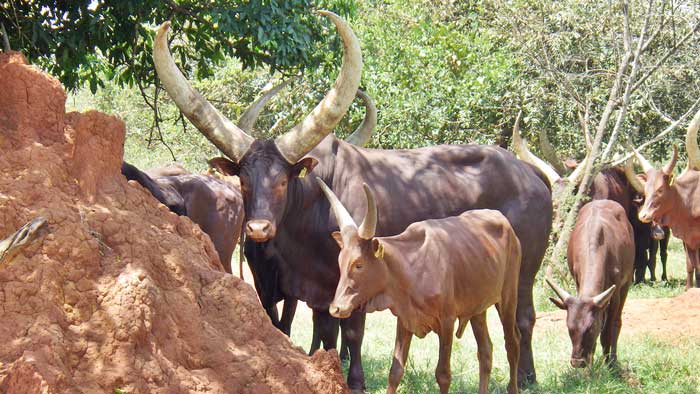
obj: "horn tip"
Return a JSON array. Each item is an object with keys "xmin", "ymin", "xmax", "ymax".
[{"xmin": 157, "ymin": 21, "xmax": 171, "ymax": 34}]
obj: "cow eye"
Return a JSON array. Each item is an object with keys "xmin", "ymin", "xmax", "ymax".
[{"xmin": 355, "ymin": 262, "xmax": 363, "ymax": 270}]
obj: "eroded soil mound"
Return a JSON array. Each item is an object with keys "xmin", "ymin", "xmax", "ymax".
[
  {"xmin": 0, "ymin": 52, "xmax": 348, "ymax": 394},
  {"xmin": 538, "ymin": 288, "xmax": 700, "ymax": 343}
]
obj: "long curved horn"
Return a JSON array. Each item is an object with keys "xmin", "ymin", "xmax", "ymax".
[
  {"xmin": 566, "ymin": 153, "xmax": 589, "ymax": 184},
  {"xmin": 511, "ymin": 111, "xmax": 562, "ymax": 185},
  {"xmin": 663, "ymin": 145, "xmax": 678, "ymax": 175},
  {"xmin": 238, "ymin": 79, "xmax": 294, "ymax": 133},
  {"xmin": 274, "ymin": 10, "xmax": 363, "ymax": 164},
  {"xmin": 154, "ymin": 22, "xmax": 254, "ymax": 162},
  {"xmin": 538, "ymin": 128, "xmax": 567, "ymax": 175},
  {"xmin": 316, "ymin": 177, "xmax": 358, "ymax": 234},
  {"xmin": 686, "ymin": 108, "xmax": 700, "ymax": 170},
  {"xmin": 592, "ymin": 285, "xmax": 616, "ymax": 307},
  {"xmin": 545, "ymin": 277, "xmax": 573, "ymax": 303},
  {"xmin": 357, "ymin": 183, "xmax": 377, "ymax": 239},
  {"xmin": 344, "ymin": 90, "xmax": 377, "ymax": 147},
  {"xmin": 625, "ymin": 157, "xmax": 646, "ymax": 194},
  {"xmin": 633, "ymin": 148, "xmax": 654, "ymax": 173}
]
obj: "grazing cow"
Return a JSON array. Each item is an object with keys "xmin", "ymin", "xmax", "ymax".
[
  {"xmin": 154, "ymin": 12, "xmax": 552, "ymax": 390},
  {"xmin": 513, "ymin": 126, "xmax": 666, "ymax": 286},
  {"xmin": 547, "ymin": 200, "xmax": 634, "ymax": 368},
  {"xmin": 628, "ymin": 109, "xmax": 700, "ymax": 288},
  {"xmin": 317, "ymin": 179, "xmax": 521, "ymax": 394},
  {"xmin": 121, "ymin": 163, "xmax": 244, "ymax": 272}
]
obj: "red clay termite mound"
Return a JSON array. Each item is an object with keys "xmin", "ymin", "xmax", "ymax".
[{"xmin": 0, "ymin": 52, "xmax": 348, "ymax": 394}]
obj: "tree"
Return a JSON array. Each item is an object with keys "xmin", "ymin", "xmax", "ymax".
[
  {"xmin": 487, "ymin": 0, "xmax": 700, "ymax": 277},
  {"xmin": 0, "ymin": 0, "xmax": 354, "ymax": 92}
]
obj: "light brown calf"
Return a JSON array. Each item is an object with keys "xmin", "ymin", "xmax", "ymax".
[{"xmin": 317, "ymin": 178, "xmax": 522, "ymax": 394}]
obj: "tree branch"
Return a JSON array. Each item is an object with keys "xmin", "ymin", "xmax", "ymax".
[
  {"xmin": 0, "ymin": 22, "xmax": 10, "ymax": 52},
  {"xmin": 630, "ymin": 20, "xmax": 700, "ymax": 95}
]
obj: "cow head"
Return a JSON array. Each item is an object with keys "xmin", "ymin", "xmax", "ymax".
[
  {"xmin": 627, "ymin": 109, "xmax": 700, "ymax": 225},
  {"xmin": 625, "ymin": 146, "xmax": 678, "ymax": 224},
  {"xmin": 316, "ymin": 178, "xmax": 387, "ymax": 319},
  {"xmin": 546, "ymin": 278, "xmax": 616, "ymax": 368},
  {"xmin": 153, "ymin": 11, "xmax": 362, "ymax": 242}
]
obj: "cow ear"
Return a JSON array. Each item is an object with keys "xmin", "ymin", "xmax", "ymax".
[
  {"xmin": 293, "ymin": 157, "xmax": 319, "ymax": 178},
  {"xmin": 549, "ymin": 297, "xmax": 567, "ymax": 310},
  {"xmin": 331, "ymin": 231, "xmax": 344, "ymax": 249},
  {"xmin": 209, "ymin": 157, "xmax": 240, "ymax": 176},
  {"xmin": 372, "ymin": 238, "xmax": 385, "ymax": 259}
]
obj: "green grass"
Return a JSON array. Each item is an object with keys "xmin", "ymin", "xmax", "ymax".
[{"xmin": 286, "ymin": 236, "xmax": 697, "ymax": 393}]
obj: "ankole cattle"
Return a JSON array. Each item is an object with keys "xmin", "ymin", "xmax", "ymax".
[
  {"xmin": 513, "ymin": 122, "xmax": 663, "ymax": 287},
  {"xmin": 547, "ymin": 200, "xmax": 634, "ymax": 368},
  {"xmin": 121, "ymin": 162, "xmax": 244, "ymax": 272},
  {"xmin": 628, "ymin": 109, "xmax": 700, "ymax": 289},
  {"xmin": 317, "ymin": 179, "xmax": 521, "ymax": 394},
  {"xmin": 153, "ymin": 11, "xmax": 552, "ymax": 389}
]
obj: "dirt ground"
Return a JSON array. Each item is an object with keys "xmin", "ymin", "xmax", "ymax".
[{"xmin": 537, "ymin": 288, "xmax": 700, "ymax": 343}]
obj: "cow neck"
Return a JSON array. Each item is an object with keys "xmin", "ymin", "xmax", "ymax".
[
  {"xmin": 378, "ymin": 240, "xmax": 438, "ymax": 337},
  {"xmin": 576, "ymin": 223, "xmax": 610, "ymax": 300},
  {"xmin": 280, "ymin": 141, "xmax": 338, "ymax": 227},
  {"xmin": 659, "ymin": 185, "xmax": 686, "ymax": 234}
]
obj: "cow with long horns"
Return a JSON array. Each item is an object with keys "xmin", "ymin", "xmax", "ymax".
[
  {"xmin": 153, "ymin": 11, "xmax": 553, "ymax": 389},
  {"xmin": 317, "ymin": 178, "xmax": 522, "ymax": 394},
  {"xmin": 547, "ymin": 200, "xmax": 635, "ymax": 368},
  {"xmin": 627, "ymin": 109, "xmax": 700, "ymax": 289}
]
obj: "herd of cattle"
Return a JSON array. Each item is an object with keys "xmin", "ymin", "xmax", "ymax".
[{"xmin": 114, "ymin": 12, "xmax": 699, "ymax": 394}]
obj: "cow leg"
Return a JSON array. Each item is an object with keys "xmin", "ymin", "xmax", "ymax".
[
  {"xmin": 436, "ymin": 318, "xmax": 455, "ymax": 394},
  {"xmin": 633, "ymin": 246, "xmax": 646, "ymax": 284},
  {"xmin": 339, "ymin": 336, "xmax": 350, "ymax": 361},
  {"xmin": 278, "ymin": 297, "xmax": 297, "ymax": 336},
  {"xmin": 660, "ymin": 234, "xmax": 669, "ymax": 282},
  {"xmin": 515, "ymin": 277, "xmax": 536, "ymax": 386},
  {"xmin": 497, "ymin": 306, "xmax": 520, "ymax": 393},
  {"xmin": 470, "ymin": 313, "xmax": 492, "ymax": 394},
  {"xmin": 310, "ymin": 310, "xmax": 339, "ymax": 354},
  {"xmin": 684, "ymin": 243, "xmax": 695, "ymax": 290},
  {"xmin": 309, "ymin": 323, "xmax": 321, "ymax": 355},
  {"xmin": 340, "ymin": 310, "xmax": 366, "ymax": 393},
  {"xmin": 648, "ymin": 239, "xmax": 659, "ymax": 282},
  {"xmin": 387, "ymin": 319, "xmax": 413, "ymax": 394}
]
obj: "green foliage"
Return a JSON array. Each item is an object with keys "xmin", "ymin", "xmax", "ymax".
[{"xmin": 1, "ymin": 0, "xmax": 355, "ymax": 93}]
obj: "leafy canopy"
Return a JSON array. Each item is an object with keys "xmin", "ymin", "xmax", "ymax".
[{"xmin": 0, "ymin": 0, "xmax": 354, "ymax": 93}]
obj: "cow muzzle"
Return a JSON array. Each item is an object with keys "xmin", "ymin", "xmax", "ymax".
[
  {"xmin": 246, "ymin": 220, "xmax": 276, "ymax": 242},
  {"xmin": 570, "ymin": 358, "xmax": 588, "ymax": 368},
  {"xmin": 638, "ymin": 209, "xmax": 652, "ymax": 223},
  {"xmin": 651, "ymin": 225, "xmax": 665, "ymax": 240},
  {"xmin": 329, "ymin": 303, "xmax": 353, "ymax": 319}
]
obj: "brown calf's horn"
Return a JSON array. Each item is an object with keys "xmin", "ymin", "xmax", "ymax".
[
  {"xmin": 633, "ymin": 148, "xmax": 654, "ymax": 173},
  {"xmin": 274, "ymin": 10, "xmax": 363, "ymax": 164},
  {"xmin": 686, "ymin": 108, "xmax": 700, "ymax": 171},
  {"xmin": 316, "ymin": 177, "xmax": 358, "ymax": 234},
  {"xmin": 545, "ymin": 277, "xmax": 573, "ymax": 303},
  {"xmin": 592, "ymin": 285, "xmax": 616, "ymax": 307},
  {"xmin": 344, "ymin": 89, "xmax": 377, "ymax": 147},
  {"xmin": 663, "ymin": 145, "xmax": 678, "ymax": 175},
  {"xmin": 357, "ymin": 183, "xmax": 377, "ymax": 239},
  {"xmin": 238, "ymin": 78, "xmax": 294, "ymax": 133},
  {"xmin": 511, "ymin": 111, "xmax": 562, "ymax": 185},
  {"xmin": 154, "ymin": 22, "xmax": 254, "ymax": 162},
  {"xmin": 624, "ymin": 157, "xmax": 645, "ymax": 194}
]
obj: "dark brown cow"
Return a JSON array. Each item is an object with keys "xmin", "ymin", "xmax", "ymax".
[
  {"xmin": 547, "ymin": 200, "xmax": 634, "ymax": 368},
  {"xmin": 628, "ymin": 112, "xmax": 700, "ymax": 289},
  {"xmin": 317, "ymin": 179, "xmax": 521, "ymax": 394},
  {"xmin": 154, "ymin": 12, "xmax": 552, "ymax": 390},
  {"xmin": 121, "ymin": 163, "xmax": 244, "ymax": 273}
]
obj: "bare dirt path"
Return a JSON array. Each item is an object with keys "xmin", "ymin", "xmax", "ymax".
[{"xmin": 537, "ymin": 289, "xmax": 700, "ymax": 343}]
